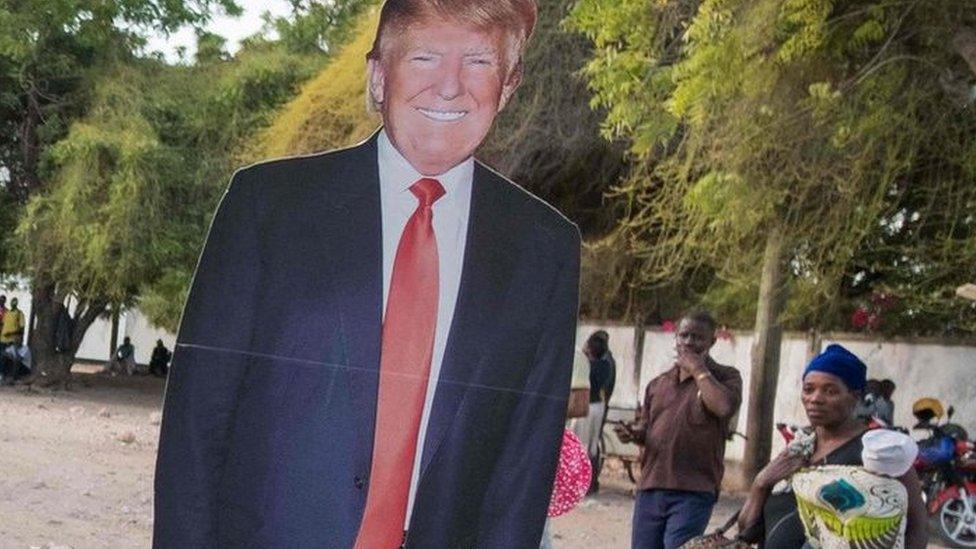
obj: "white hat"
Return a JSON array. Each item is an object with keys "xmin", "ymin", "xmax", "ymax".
[{"xmin": 861, "ymin": 429, "xmax": 919, "ymax": 477}]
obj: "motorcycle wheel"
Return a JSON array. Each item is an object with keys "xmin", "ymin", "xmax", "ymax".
[{"xmin": 936, "ymin": 492, "xmax": 976, "ymax": 548}]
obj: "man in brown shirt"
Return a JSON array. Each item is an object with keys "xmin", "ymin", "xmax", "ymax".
[{"xmin": 618, "ymin": 311, "xmax": 742, "ymax": 549}]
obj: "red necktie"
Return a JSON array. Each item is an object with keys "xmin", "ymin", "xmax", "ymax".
[{"xmin": 355, "ymin": 178, "xmax": 445, "ymax": 548}]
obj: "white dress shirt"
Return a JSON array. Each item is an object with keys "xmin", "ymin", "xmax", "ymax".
[{"xmin": 376, "ymin": 129, "xmax": 473, "ymax": 526}]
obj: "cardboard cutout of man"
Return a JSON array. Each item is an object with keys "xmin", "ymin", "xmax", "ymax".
[{"xmin": 153, "ymin": 1, "xmax": 581, "ymax": 547}]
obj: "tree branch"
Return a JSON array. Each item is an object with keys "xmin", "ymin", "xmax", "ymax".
[{"xmin": 952, "ymin": 26, "xmax": 976, "ymax": 78}]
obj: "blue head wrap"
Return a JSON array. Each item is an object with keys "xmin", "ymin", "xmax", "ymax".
[{"xmin": 803, "ymin": 344, "xmax": 867, "ymax": 392}]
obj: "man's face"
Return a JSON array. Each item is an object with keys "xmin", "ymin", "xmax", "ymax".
[
  {"xmin": 675, "ymin": 318, "xmax": 715, "ymax": 356},
  {"xmin": 10, "ymin": 298, "xmax": 17, "ymax": 310},
  {"xmin": 368, "ymin": 18, "xmax": 519, "ymax": 175}
]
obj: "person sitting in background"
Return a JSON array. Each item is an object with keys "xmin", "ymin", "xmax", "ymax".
[
  {"xmin": 1, "ymin": 343, "xmax": 31, "ymax": 384},
  {"xmin": 149, "ymin": 340, "xmax": 172, "ymax": 378},
  {"xmin": 107, "ymin": 337, "xmax": 137, "ymax": 376},
  {"xmin": 737, "ymin": 344, "xmax": 927, "ymax": 548},
  {"xmin": 878, "ymin": 378, "xmax": 896, "ymax": 425}
]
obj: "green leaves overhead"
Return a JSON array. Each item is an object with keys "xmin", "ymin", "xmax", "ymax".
[{"xmin": 568, "ymin": 0, "xmax": 976, "ymax": 334}]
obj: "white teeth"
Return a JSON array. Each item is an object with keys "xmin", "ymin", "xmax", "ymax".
[{"xmin": 418, "ymin": 108, "xmax": 466, "ymax": 121}]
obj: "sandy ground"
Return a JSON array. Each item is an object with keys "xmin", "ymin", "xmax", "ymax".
[
  {"xmin": 548, "ymin": 468, "xmax": 743, "ymax": 548},
  {"xmin": 0, "ymin": 365, "xmax": 161, "ymax": 549},
  {"xmin": 0, "ymin": 367, "xmax": 950, "ymax": 548}
]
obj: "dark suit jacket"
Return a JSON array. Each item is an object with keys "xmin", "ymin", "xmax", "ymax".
[{"xmin": 153, "ymin": 132, "xmax": 581, "ymax": 548}]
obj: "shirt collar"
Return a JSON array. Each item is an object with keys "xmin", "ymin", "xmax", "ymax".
[{"xmin": 377, "ymin": 128, "xmax": 473, "ymax": 201}]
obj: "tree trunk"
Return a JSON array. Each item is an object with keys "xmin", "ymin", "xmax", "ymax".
[
  {"xmin": 632, "ymin": 313, "xmax": 646, "ymax": 406},
  {"xmin": 109, "ymin": 308, "xmax": 120, "ymax": 357},
  {"xmin": 29, "ymin": 282, "xmax": 71, "ymax": 385},
  {"xmin": 806, "ymin": 329, "xmax": 822, "ymax": 363},
  {"xmin": 742, "ymin": 227, "xmax": 789, "ymax": 482},
  {"xmin": 27, "ymin": 281, "xmax": 108, "ymax": 388}
]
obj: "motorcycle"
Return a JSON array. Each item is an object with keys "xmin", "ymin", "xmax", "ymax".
[{"xmin": 911, "ymin": 398, "xmax": 976, "ymax": 548}]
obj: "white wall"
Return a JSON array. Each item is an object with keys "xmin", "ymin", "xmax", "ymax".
[
  {"xmin": 5, "ymin": 283, "xmax": 974, "ymax": 455},
  {"xmin": 0, "ymin": 289, "xmax": 175, "ymax": 365},
  {"xmin": 577, "ymin": 324, "xmax": 976, "ymax": 462},
  {"xmin": 124, "ymin": 310, "xmax": 177, "ymax": 364},
  {"xmin": 74, "ymin": 312, "xmax": 114, "ymax": 362}
]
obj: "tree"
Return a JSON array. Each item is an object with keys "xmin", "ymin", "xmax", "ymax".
[
  {"xmin": 568, "ymin": 0, "xmax": 976, "ymax": 479},
  {"xmin": 257, "ymin": 0, "xmax": 377, "ymax": 56},
  {"xmin": 17, "ymin": 71, "xmax": 185, "ymax": 379},
  {"xmin": 478, "ymin": 0, "xmax": 626, "ymax": 238},
  {"xmin": 136, "ymin": 40, "xmax": 325, "ymax": 331},
  {"xmin": 132, "ymin": 1, "xmax": 375, "ymax": 332},
  {"xmin": 0, "ymin": 0, "xmax": 242, "ymax": 384},
  {"xmin": 246, "ymin": 12, "xmax": 382, "ymax": 160}
]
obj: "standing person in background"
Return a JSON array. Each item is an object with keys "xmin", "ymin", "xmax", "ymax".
[
  {"xmin": 572, "ymin": 331, "xmax": 615, "ymax": 494},
  {"xmin": 586, "ymin": 330, "xmax": 614, "ymax": 494},
  {"xmin": 617, "ymin": 311, "xmax": 742, "ymax": 549},
  {"xmin": 878, "ymin": 378, "xmax": 896, "ymax": 425},
  {"xmin": 1, "ymin": 297, "xmax": 25, "ymax": 348},
  {"xmin": 855, "ymin": 378, "xmax": 881, "ymax": 422},
  {"xmin": 0, "ymin": 297, "xmax": 25, "ymax": 386},
  {"xmin": 737, "ymin": 345, "xmax": 927, "ymax": 548}
]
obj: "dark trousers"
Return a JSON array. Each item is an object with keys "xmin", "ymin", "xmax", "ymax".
[{"xmin": 631, "ymin": 489, "xmax": 716, "ymax": 549}]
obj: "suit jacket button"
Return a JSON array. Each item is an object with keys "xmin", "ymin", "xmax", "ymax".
[{"xmin": 354, "ymin": 475, "xmax": 367, "ymax": 489}]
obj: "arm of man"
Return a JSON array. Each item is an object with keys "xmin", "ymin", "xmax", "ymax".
[
  {"xmin": 153, "ymin": 171, "xmax": 260, "ymax": 547},
  {"xmin": 690, "ymin": 357, "xmax": 741, "ymax": 419},
  {"xmin": 476, "ymin": 228, "xmax": 581, "ymax": 548},
  {"xmin": 633, "ymin": 383, "xmax": 653, "ymax": 444}
]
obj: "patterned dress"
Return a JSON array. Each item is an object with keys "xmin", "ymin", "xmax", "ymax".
[{"xmin": 792, "ymin": 465, "xmax": 908, "ymax": 548}]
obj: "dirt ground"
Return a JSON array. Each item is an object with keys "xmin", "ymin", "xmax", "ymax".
[{"xmin": 0, "ymin": 367, "xmax": 949, "ymax": 548}]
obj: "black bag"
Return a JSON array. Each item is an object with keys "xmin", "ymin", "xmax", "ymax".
[{"xmin": 679, "ymin": 511, "xmax": 753, "ymax": 548}]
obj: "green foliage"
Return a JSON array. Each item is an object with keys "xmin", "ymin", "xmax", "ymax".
[
  {"xmin": 134, "ymin": 48, "xmax": 326, "ymax": 330},
  {"xmin": 479, "ymin": 0, "xmax": 626, "ymax": 236},
  {"xmin": 258, "ymin": 0, "xmax": 378, "ymax": 55},
  {"xmin": 569, "ymin": 0, "xmax": 976, "ymax": 334},
  {"xmin": 566, "ymin": 0, "xmax": 686, "ymax": 156},
  {"xmin": 17, "ymin": 71, "xmax": 184, "ymax": 304},
  {"xmin": 248, "ymin": 11, "xmax": 381, "ymax": 160},
  {"xmin": 195, "ymin": 30, "xmax": 230, "ymax": 64}
]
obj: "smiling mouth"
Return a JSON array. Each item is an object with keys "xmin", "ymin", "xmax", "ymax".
[{"xmin": 417, "ymin": 108, "xmax": 467, "ymax": 122}]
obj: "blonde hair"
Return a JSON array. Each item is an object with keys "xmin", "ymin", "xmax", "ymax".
[{"xmin": 366, "ymin": 0, "xmax": 537, "ymax": 110}]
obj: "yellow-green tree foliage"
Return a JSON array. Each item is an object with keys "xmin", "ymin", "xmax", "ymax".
[
  {"xmin": 247, "ymin": 11, "xmax": 380, "ymax": 161},
  {"xmin": 569, "ymin": 0, "xmax": 976, "ymax": 335}
]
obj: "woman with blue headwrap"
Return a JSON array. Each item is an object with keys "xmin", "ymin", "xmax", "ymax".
[{"xmin": 735, "ymin": 344, "xmax": 928, "ymax": 548}]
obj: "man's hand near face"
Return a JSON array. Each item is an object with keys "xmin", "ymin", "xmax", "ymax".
[{"xmin": 676, "ymin": 347, "xmax": 709, "ymax": 379}]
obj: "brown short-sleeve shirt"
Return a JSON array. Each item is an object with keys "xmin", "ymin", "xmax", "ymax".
[{"xmin": 636, "ymin": 361, "xmax": 742, "ymax": 494}]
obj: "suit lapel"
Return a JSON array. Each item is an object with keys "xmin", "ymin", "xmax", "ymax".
[
  {"xmin": 320, "ymin": 134, "xmax": 384, "ymax": 376},
  {"xmin": 419, "ymin": 163, "xmax": 521, "ymax": 477}
]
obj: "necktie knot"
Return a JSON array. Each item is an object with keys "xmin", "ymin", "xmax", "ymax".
[{"xmin": 411, "ymin": 178, "xmax": 445, "ymax": 208}]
